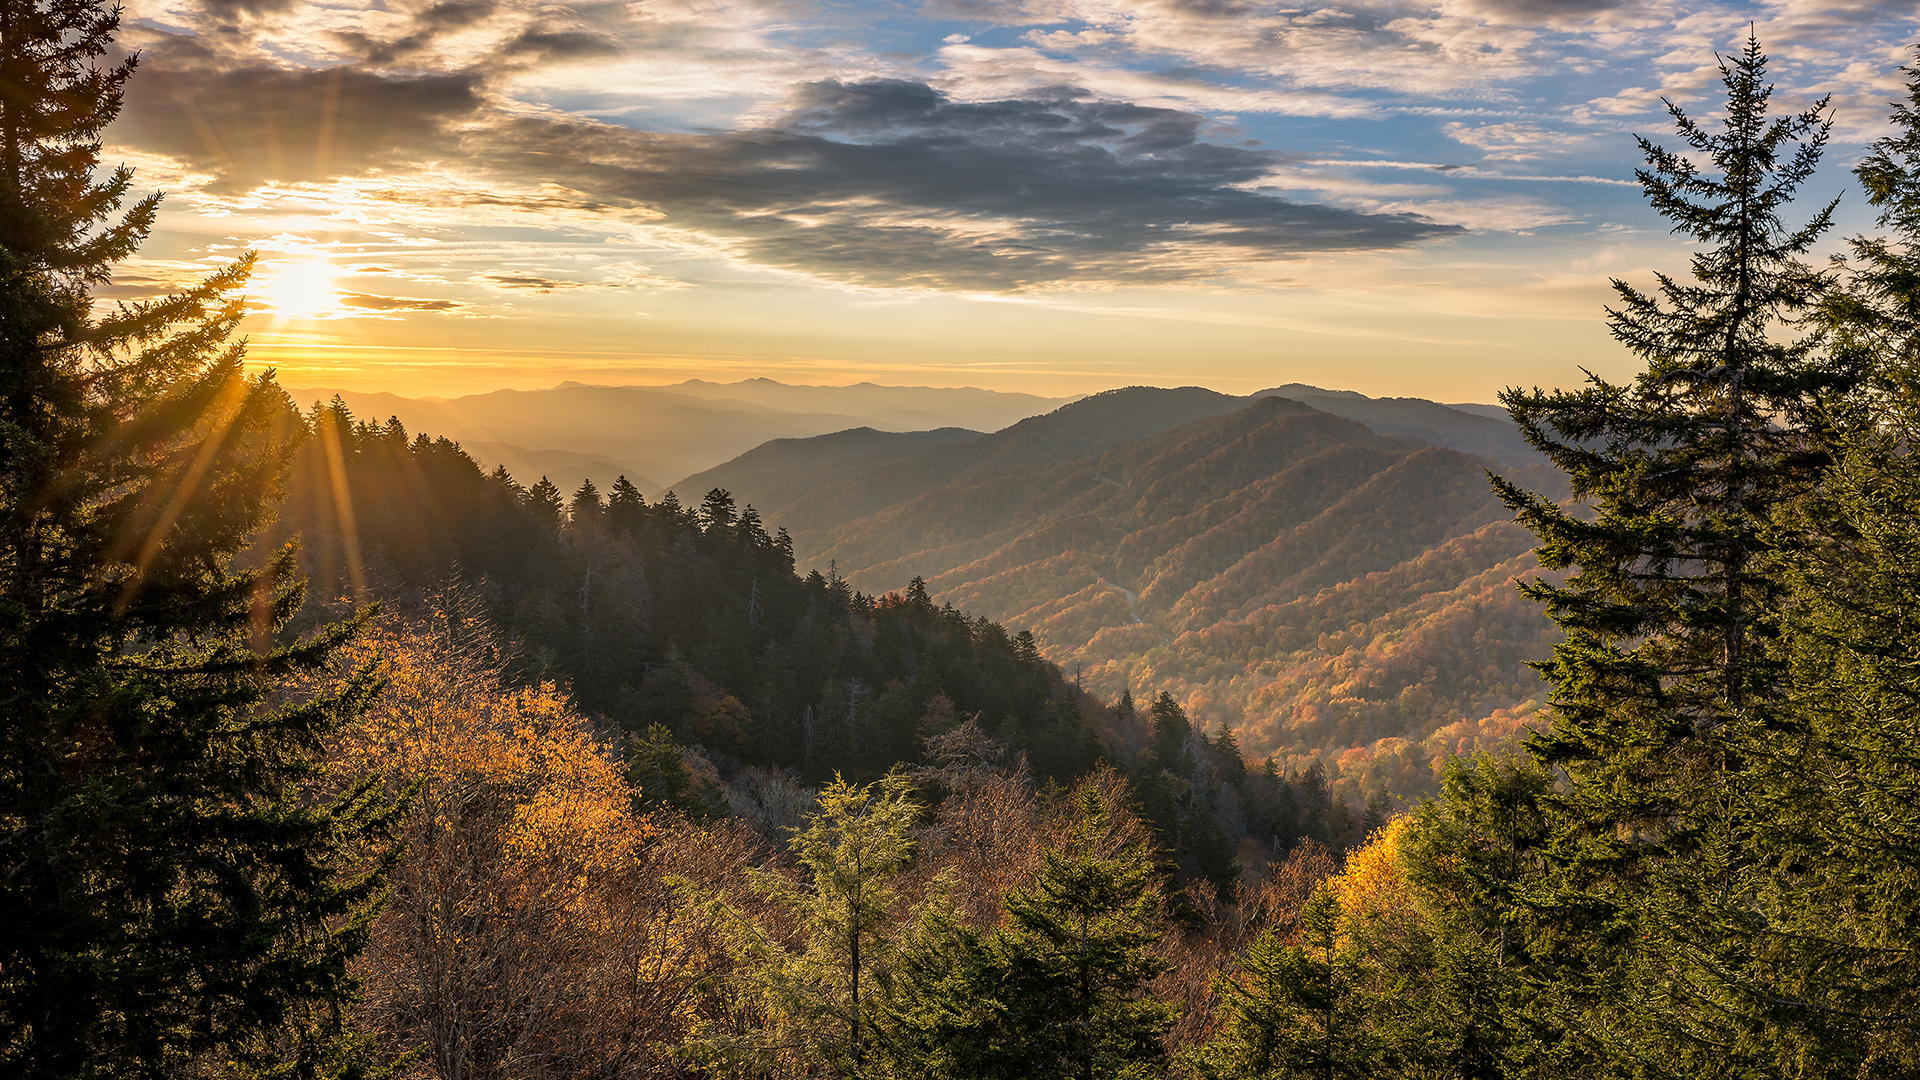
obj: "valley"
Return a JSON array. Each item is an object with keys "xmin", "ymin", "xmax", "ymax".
[{"xmin": 673, "ymin": 387, "xmax": 1560, "ymax": 799}]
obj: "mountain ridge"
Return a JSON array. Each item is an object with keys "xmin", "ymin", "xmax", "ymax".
[{"xmin": 740, "ymin": 391, "xmax": 1565, "ymax": 800}]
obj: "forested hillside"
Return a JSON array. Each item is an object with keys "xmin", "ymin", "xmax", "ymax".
[
  {"xmin": 264, "ymin": 400, "xmax": 1370, "ymax": 886},
  {"xmin": 672, "ymin": 383, "xmax": 1532, "ymax": 534},
  {"xmin": 759, "ymin": 393, "xmax": 1566, "ymax": 798}
]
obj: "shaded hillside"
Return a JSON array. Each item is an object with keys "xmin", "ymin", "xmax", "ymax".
[
  {"xmin": 262, "ymin": 400, "xmax": 1363, "ymax": 882},
  {"xmin": 669, "ymin": 426, "xmax": 981, "ymax": 508},
  {"xmin": 1257, "ymin": 385, "xmax": 1539, "ymax": 463},
  {"xmin": 701, "ymin": 386, "xmax": 1261, "ymax": 532},
  {"xmin": 795, "ymin": 396, "xmax": 1567, "ymax": 800},
  {"xmin": 268, "ymin": 401, "xmax": 1105, "ymax": 789},
  {"xmin": 687, "ymin": 384, "xmax": 1539, "ymax": 544}
]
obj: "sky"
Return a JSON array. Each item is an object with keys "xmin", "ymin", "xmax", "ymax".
[{"xmin": 100, "ymin": 0, "xmax": 1920, "ymax": 402}]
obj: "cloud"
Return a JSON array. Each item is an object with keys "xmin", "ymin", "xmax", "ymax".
[
  {"xmin": 1444, "ymin": 120, "xmax": 1595, "ymax": 159},
  {"xmin": 1439, "ymin": 0, "xmax": 1632, "ymax": 27},
  {"xmin": 112, "ymin": 62, "xmax": 1462, "ymax": 290},
  {"xmin": 499, "ymin": 28, "xmax": 623, "ymax": 62},
  {"xmin": 337, "ymin": 292, "xmax": 466, "ymax": 311},
  {"xmin": 197, "ymin": 0, "xmax": 298, "ymax": 22},
  {"xmin": 479, "ymin": 273, "xmax": 592, "ymax": 291},
  {"xmin": 460, "ymin": 79, "xmax": 1463, "ymax": 289},
  {"xmin": 114, "ymin": 61, "xmax": 485, "ymax": 190}
]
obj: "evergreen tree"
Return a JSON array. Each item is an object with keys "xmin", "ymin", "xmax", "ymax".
[
  {"xmin": 0, "ymin": 2, "xmax": 397, "ymax": 1075},
  {"xmin": 567, "ymin": 476, "xmax": 603, "ymax": 526},
  {"xmin": 1148, "ymin": 691, "xmax": 1190, "ymax": 769},
  {"xmin": 1496, "ymin": 33, "xmax": 1839, "ymax": 764},
  {"xmin": 695, "ymin": 774, "xmax": 923, "ymax": 1077},
  {"xmin": 1748, "ymin": 422, "xmax": 1920, "ymax": 1072},
  {"xmin": 607, "ymin": 474, "xmax": 646, "ymax": 534},
  {"xmin": 1189, "ymin": 893, "xmax": 1382, "ymax": 1080},
  {"xmin": 700, "ymin": 487, "xmax": 738, "ymax": 535},
  {"xmin": 879, "ymin": 786, "xmax": 1174, "ymax": 1080},
  {"xmin": 1827, "ymin": 53, "xmax": 1920, "ymax": 375},
  {"xmin": 1487, "ymin": 36, "xmax": 1860, "ymax": 1073},
  {"xmin": 1398, "ymin": 757, "xmax": 1561, "ymax": 1079},
  {"xmin": 524, "ymin": 475, "xmax": 563, "ymax": 526}
]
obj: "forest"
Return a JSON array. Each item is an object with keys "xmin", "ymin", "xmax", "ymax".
[{"xmin": 3, "ymin": 2, "xmax": 1920, "ymax": 1077}]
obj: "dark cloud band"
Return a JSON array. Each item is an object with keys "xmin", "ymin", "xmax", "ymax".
[{"xmin": 112, "ymin": 58, "xmax": 1459, "ymax": 290}]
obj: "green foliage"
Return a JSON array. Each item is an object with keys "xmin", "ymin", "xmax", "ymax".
[
  {"xmin": 1484, "ymin": 36, "xmax": 1874, "ymax": 1076},
  {"xmin": 693, "ymin": 774, "xmax": 925, "ymax": 1077},
  {"xmin": 1190, "ymin": 892, "xmax": 1383, "ymax": 1080},
  {"xmin": 1398, "ymin": 758, "xmax": 1560, "ymax": 1078},
  {"xmin": 878, "ymin": 787, "xmax": 1175, "ymax": 1080},
  {"xmin": 0, "ymin": 3, "xmax": 397, "ymax": 1076},
  {"xmin": 1719, "ymin": 422, "xmax": 1920, "ymax": 1071}
]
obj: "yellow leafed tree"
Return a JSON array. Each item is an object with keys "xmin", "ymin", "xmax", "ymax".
[
  {"xmin": 319, "ymin": 593, "xmax": 756, "ymax": 1080},
  {"xmin": 1323, "ymin": 815, "xmax": 1419, "ymax": 946}
]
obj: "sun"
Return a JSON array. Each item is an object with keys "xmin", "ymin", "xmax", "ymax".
[{"xmin": 261, "ymin": 256, "xmax": 339, "ymax": 320}]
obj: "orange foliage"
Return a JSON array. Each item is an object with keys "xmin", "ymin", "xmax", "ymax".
[{"xmin": 321, "ymin": 603, "xmax": 756, "ymax": 1080}]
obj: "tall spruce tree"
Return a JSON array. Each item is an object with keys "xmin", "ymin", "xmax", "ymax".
[
  {"xmin": 1489, "ymin": 36, "xmax": 1867, "ymax": 1075},
  {"xmin": 1828, "ymin": 52, "xmax": 1920, "ymax": 378},
  {"xmin": 0, "ymin": 3, "xmax": 396, "ymax": 1076},
  {"xmin": 1742, "ymin": 419, "xmax": 1920, "ymax": 1076},
  {"xmin": 1717, "ymin": 56, "xmax": 1920, "ymax": 1075}
]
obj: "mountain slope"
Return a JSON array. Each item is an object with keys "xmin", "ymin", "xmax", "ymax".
[
  {"xmin": 783, "ymin": 395, "xmax": 1565, "ymax": 800},
  {"xmin": 727, "ymin": 386, "xmax": 1264, "ymax": 534},
  {"xmin": 686, "ymin": 385, "xmax": 1539, "ymax": 549},
  {"xmin": 668, "ymin": 426, "xmax": 982, "ymax": 508},
  {"xmin": 1255, "ymin": 385, "xmax": 1538, "ymax": 463}
]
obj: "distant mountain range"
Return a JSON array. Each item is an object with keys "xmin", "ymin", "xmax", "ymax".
[
  {"xmin": 280, "ymin": 379, "xmax": 1072, "ymax": 492},
  {"xmin": 287, "ymin": 372, "xmax": 1543, "ymax": 799},
  {"xmin": 677, "ymin": 386, "xmax": 1553, "ymax": 800}
]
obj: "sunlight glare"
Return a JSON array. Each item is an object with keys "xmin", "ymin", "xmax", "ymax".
[{"xmin": 263, "ymin": 256, "xmax": 339, "ymax": 320}]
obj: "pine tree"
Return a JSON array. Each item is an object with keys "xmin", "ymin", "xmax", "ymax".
[
  {"xmin": 694, "ymin": 773, "xmax": 924, "ymax": 1077},
  {"xmin": 879, "ymin": 785, "xmax": 1174, "ymax": 1080},
  {"xmin": 1748, "ymin": 422, "xmax": 1920, "ymax": 1072},
  {"xmin": 1397, "ymin": 757, "xmax": 1559, "ymax": 1078},
  {"xmin": 1690, "ymin": 64, "xmax": 1920, "ymax": 1071},
  {"xmin": 1148, "ymin": 691, "xmax": 1190, "ymax": 769},
  {"xmin": 1189, "ymin": 893, "xmax": 1382, "ymax": 1080},
  {"xmin": 700, "ymin": 487, "xmax": 737, "ymax": 535},
  {"xmin": 0, "ymin": 2, "xmax": 397, "ymax": 1075},
  {"xmin": 1488, "ymin": 35, "xmax": 1870, "ymax": 1075},
  {"xmin": 1496, "ymin": 34, "xmax": 1839, "ymax": 766},
  {"xmin": 607, "ymin": 473, "xmax": 646, "ymax": 534},
  {"xmin": 1828, "ymin": 53, "xmax": 1920, "ymax": 376},
  {"xmin": 524, "ymin": 475, "xmax": 563, "ymax": 526},
  {"xmin": 567, "ymin": 476, "xmax": 604, "ymax": 526}
]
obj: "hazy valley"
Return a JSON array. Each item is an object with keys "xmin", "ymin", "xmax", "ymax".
[{"xmin": 321, "ymin": 373, "xmax": 1559, "ymax": 802}]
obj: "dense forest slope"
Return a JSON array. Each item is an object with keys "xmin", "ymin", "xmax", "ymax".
[
  {"xmin": 263, "ymin": 399, "xmax": 1368, "ymax": 881},
  {"xmin": 771, "ymin": 394, "xmax": 1566, "ymax": 798},
  {"xmin": 679, "ymin": 385, "xmax": 1532, "ymax": 540},
  {"xmin": 670, "ymin": 426, "xmax": 982, "ymax": 510}
]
